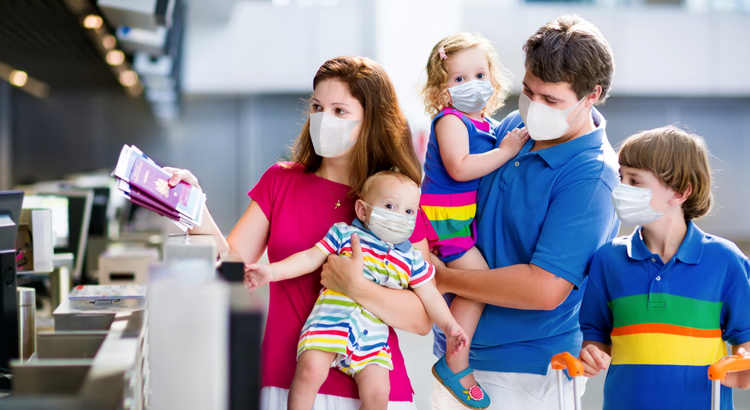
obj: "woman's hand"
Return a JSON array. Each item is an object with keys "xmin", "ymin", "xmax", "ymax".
[
  {"xmin": 163, "ymin": 166, "xmax": 202, "ymax": 190},
  {"xmin": 320, "ymin": 233, "xmax": 367, "ymax": 295}
]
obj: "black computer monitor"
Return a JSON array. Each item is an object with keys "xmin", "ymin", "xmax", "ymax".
[{"xmin": 0, "ymin": 190, "xmax": 24, "ymax": 371}]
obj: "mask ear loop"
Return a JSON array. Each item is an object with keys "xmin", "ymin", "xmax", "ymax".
[{"xmin": 566, "ymin": 96, "xmax": 589, "ymax": 128}]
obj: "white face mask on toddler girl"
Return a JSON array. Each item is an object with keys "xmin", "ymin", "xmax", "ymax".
[{"xmin": 449, "ymin": 80, "xmax": 494, "ymax": 114}]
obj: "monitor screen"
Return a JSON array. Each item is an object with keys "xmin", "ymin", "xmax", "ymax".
[
  {"xmin": 22, "ymin": 195, "xmax": 70, "ymax": 248},
  {"xmin": 22, "ymin": 191, "xmax": 93, "ymax": 281}
]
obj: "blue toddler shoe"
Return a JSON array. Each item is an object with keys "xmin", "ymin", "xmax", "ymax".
[{"xmin": 431, "ymin": 354, "xmax": 491, "ymax": 409}]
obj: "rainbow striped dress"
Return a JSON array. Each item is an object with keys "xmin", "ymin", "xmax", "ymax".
[
  {"xmin": 299, "ymin": 220, "xmax": 435, "ymax": 375},
  {"xmin": 421, "ymin": 107, "xmax": 499, "ymax": 262}
]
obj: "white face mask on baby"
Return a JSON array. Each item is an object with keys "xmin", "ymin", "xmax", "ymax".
[
  {"xmin": 309, "ymin": 112, "xmax": 362, "ymax": 157},
  {"xmin": 361, "ymin": 202, "xmax": 416, "ymax": 245}
]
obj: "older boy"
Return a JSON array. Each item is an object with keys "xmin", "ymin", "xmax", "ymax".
[{"xmin": 579, "ymin": 126, "xmax": 750, "ymax": 410}]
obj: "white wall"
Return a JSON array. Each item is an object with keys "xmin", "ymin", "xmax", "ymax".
[{"xmin": 184, "ymin": 1, "xmax": 750, "ymax": 98}]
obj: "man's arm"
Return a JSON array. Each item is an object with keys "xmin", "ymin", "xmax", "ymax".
[{"xmin": 433, "ymin": 260, "xmax": 573, "ymax": 311}]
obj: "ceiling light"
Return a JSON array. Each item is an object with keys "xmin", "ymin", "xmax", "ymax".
[
  {"xmin": 9, "ymin": 70, "xmax": 28, "ymax": 87},
  {"xmin": 102, "ymin": 34, "xmax": 117, "ymax": 50},
  {"xmin": 119, "ymin": 70, "xmax": 138, "ymax": 87},
  {"xmin": 83, "ymin": 15, "xmax": 103, "ymax": 29},
  {"xmin": 106, "ymin": 50, "xmax": 125, "ymax": 66}
]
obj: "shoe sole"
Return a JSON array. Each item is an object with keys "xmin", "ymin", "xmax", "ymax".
[{"xmin": 431, "ymin": 363, "xmax": 490, "ymax": 409}]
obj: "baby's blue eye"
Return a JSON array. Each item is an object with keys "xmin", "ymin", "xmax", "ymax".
[
  {"xmin": 455, "ymin": 76, "xmax": 465, "ymax": 83},
  {"xmin": 477, "ymin": 73, "xmax": 485, "ymax": 79},
  {"xmin": 385, "ymin": 204, "xmax": 394, "ymax": 210},
  {"xmin": 406, "ymin": 209, "xmax": 414, "ymax": 215}
]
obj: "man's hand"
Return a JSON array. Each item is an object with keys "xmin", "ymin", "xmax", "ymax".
[
  {"xmin": 721, "ymin": 347, "xmax": 750, "ymax": 389},
  {"xmin": 579, "ymin": 342, "xmax": 611, "ymax": 377},
  {"xmin": 321, "ymin": 233, "xmax": 366, "ymax": 295},
  {"xmin": 244, "ymin": 263, "xmax": 275, "ymax": 291}
]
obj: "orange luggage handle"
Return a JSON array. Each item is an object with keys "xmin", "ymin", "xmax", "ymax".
[
  {"xmin": 551, "ymin": 352, "xmax": 583, "ymax": 410},
  {"xmin": 708, "ymin": 353, "xmax": 750, "ymax": 380},
  {"xmin": 551, "ymin": 352, "xmax": 584, "ymax": 377}
]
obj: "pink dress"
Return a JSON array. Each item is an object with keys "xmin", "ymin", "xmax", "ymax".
[{"xmin": 249, "ymin": 162, "xmax": 424, "ymax": 402}]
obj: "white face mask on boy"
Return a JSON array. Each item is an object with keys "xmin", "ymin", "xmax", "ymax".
[
  {"xmin": 611, "ymin": 183, "xmax": 664, "ymax": 226},
  {"xmin": 309, "ymin": 112, "xmax": 362, "ymax": 157},
  {"xmin": 361, "ymin": 202, "xmax": 416, "ymax": 245},
  {"xmin": 518, "ymin": 93, "xmax": 586, "ymax": 141}
]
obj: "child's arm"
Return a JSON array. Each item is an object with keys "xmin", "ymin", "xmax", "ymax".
[
  {"xmin": 412, "ymin": 280, "xmax": 469, "ymax": 356},
  {"xmin": 579, "ymin": 340, "xmax": 611, "ymax": 378},
  {"xmin": 722, "ymin": 343, "xmax": 750, "ymax": 389},
  {"xmin": 244, "ymin": 247, "xmax": 327, "ymax": 291},
  {"xmin": 435, "ymin": 115, "xmax": 529, "ymax": 182}
]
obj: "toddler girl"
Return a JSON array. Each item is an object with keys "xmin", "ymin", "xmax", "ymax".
[
  {"xmin": 245, "ymin": 170, "xmax": 470, "ymax": 410},
  {"xmin": 420, "ymin": 33, "xmax": 528, "ymax": 408}
]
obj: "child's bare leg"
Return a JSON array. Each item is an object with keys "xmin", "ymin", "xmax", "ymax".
[
  {"xmin": 445, "ymin": 246, "xmax": 489, "ymax": 390},
  {"xmin": 353, "ymin": 364, "xmax": 390, "ymax": 410},
  {"xmin": 288, "ymin": 350, "xmax": 338, "ymax": 410}
]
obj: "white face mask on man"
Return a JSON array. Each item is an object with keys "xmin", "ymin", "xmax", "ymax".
[
  {"xmin": 309, "ymin": 112, "xmax": 362, "ymax": 157},
  {"xmin": 518, "ymin": 93, "xmax": 586, "ymax": 141},
  {"xmin": 611, "ymin": 183, "xmax": 664, "ymax": 226},
  {"xmin": 360, "ymin": 201, "xmax": 416, "ymax": 245}
]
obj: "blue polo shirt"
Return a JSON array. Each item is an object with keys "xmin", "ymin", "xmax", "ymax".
[
  {"xmin": 433, "ymin": 109, "xmax": 620, "ymax": 375},
  {"xmin": 580, "ymin": 222, "xmax": 750, "ymax": 410}
]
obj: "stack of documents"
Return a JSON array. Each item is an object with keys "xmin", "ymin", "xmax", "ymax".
[{"xmin": 113, "ymin": 145, "xmax": 205, "ymax": 231}]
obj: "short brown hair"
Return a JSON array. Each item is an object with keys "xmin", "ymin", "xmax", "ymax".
[
  {"xmin": 421, "ymin": 32, "xmax": 512, "ymax": 118},
  {"xmin": 618, "ymin": 126, "xmax": 713, "ymax": 220},
  {"xmin": 360, "ymin": 168, "xmax": 418, "ymax": 201},
  {"xmin": 290, "ymin": 56, "xmax": 422, "ymax": 196},
  {"xmin": 523, "ymin": 15, "xmax": 614, "ymax": 105}
]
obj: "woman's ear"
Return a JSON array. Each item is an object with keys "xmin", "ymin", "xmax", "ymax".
[{"xmin": 355, "ymin": 199, "xmax": 368, "ymax": 222}]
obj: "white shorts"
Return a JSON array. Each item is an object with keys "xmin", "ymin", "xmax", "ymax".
[
  {"xmin": 260, "ymin": 386, "xmax": 417, "ymax": 410},
  {"xmin": 431, "ymin": 365, "xmax": 587, "ymax": 410}
]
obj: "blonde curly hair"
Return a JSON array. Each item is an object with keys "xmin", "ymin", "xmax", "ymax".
[{"xmin": 421, "ymin": 33, "xmax": 512, "ymax": 118}]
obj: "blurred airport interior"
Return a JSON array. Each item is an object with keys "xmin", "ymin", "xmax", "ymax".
[{"xmin": 0, "ymin": 0, "xmax": 749, "ymax": 409}]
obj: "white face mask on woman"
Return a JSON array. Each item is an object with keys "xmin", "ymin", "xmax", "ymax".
[
  {"xmin": 518, "ymin": 93, "xmax": 586, "ymax": 141},
  {"xmin": 361, "ymin": 202, "xmax": 416, "ymax": 245},
  {"xmin": 611, "ymin": 183, "xmax": 664, "ymax": 226},
  {"xmin": 309, "ymin": 112, "xmax": 362, "ymax": 157},
  {"xmin": 449, "ymin": 80, "xmax": 494, "ymax": 113}
]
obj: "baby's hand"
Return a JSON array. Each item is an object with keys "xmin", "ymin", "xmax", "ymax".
[
  {"xmin": 444, "ymin": 322, "xmax": 469, "ymax": 356},
  {"xmin": 244, "ymin": 263, "xmax": 275, "ymax": 291},
  {"xmin": 579, "ymin": 343, "xmax": 611, "ymax": 377},
  {"xmin": 499, "ymin": 127, "xmax": 530, "ymax": 155}
]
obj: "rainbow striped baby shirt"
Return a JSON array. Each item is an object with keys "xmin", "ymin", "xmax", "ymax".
[
  {"xmin": 580, "ymin": 222, "xmax": 750, "ymax": 410},
  {"xmin": 298, "ymin": 219, "xmax": 434, "ymax": 375}
]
